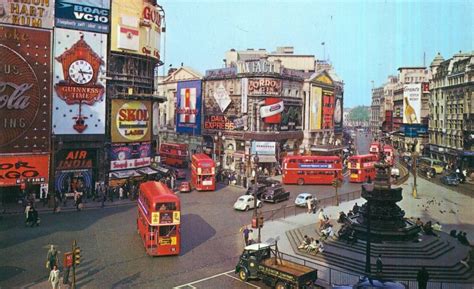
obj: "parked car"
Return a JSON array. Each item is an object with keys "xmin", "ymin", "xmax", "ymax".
[
  {"xmin": 294, "ymin": 193, "xmax": 314, "ymax": 207},
  {"xmin": 179, "ymin": 181, "xmax": 191, "ymax": 193},
  {"xmin": 256, "ymin": 176, "xmax": 281, "ymax": 187},
  {"xmin": 332, "ymin": 276, "xmax": 406, "ymax": 289},
  {"xmin": 261, "ymin": 185, "xmax": 290, "ymax": 203},
  {"xmin": 418, "ymin": 166, "xmax": 436, "ymax": 178},
  {"xmin": 450, "ymin": 171, "xmax": 466, "ymax": 183},
  {"xmin": 245, "ymin": 183, "xmax": 267, "ymax": 199},
  {"xmin": 233, "ymin": 195, "xmax": 262, "ymax": 211},
  {"xmin": 441, "ymin": 173, "xmax": 461, "ymax": 186}
]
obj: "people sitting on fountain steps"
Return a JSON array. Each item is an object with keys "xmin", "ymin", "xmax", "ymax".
[
  {"xmin": 432, "ymin": 221, "xmax": 442, "ymax": 232},
  {"xmin": 415, "ymin": 217, "xmax": 424, "ymax": 228},
  {"xmin": 321, "ymin": 225, "xmax": 335, "ymax": 240},
  {"xmin": 450, "ymin": 229, "xmax": 457, "ymax": 238},
  {"xmin": 352, "ymin": 203, "xmax": 360, "ymax": 214},
  {"xmin": 347, "ymin": 210, "xmax": 354, "ymax": 218},
  {"xmin": 337, "ymin": 211, "xmax": 348, "ymax": 224},
  {"xmin": 298, "ymin": 235, "xmax": 311, "ymax": 250},
  {"xmin": 306, "ymin": 238, "xmax": 317, "ymax": 253},
  {"xmin": 457, "ymin": 231, "xmax": 470, "ymax": 246},
  {"xmin": 423, "ymin": 221, "xmax": 438, "ymax": 237},
  {"xmin": 307, "ymin": 239, "xmax": 324, "ymax": 255}
]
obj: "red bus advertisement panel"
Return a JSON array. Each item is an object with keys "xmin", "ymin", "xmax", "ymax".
[
  {"xmin": 159, "ymin": 143, "xmax": 189, "ymax": 168},
  {"xmin": 282, "ymin": 156, "xmax": 342, "ymax": 185},
  {"xmin": 137, "ymin": 181, "xmax": 181, "ymax": 256},
  {"xmin": 348, "ymin": 154, "xmax": 378, "ymax": 183},
  {"xmin": 191, "ymin": 154, "xmax": 216, "ymax": 191}
]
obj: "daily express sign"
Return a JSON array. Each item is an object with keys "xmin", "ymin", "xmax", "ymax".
[{"xmin": 55, "ymin": 0, "xmax": 110, "ymax": 33}]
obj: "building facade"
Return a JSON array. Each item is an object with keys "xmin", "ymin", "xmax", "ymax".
[
  {"xmin": 370, "ymin": 86, "xmax": 384, "ymax": 135},
  {"xmin": 203, "ymin": 59, "xmax": 304, "ymax": 186},
  {"xmin": 155, "ymin": 67, "xmax": 203, "ymax": 153},
  {"xmin": 429, "ymin": 52, "xmax": 474, "ymax": 171},
  {"xmin": 391, "ymin": 67, "xmax": 431, "ymax": 153}
]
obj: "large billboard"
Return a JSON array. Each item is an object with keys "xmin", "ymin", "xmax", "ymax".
[
  {"xmin": 55, "ymin": 0, "xmax": 110, "ymax": 33},
  {"xmin": 0, "ymin": 25, "xmax": 51, "ymax": 154},
  {"xmin": 52, "ymin": 28, "xmax": 107, "ymax": 134},
  {"xmin": 310, "ymin": 86, "xmax": 322, "ymax": 131},
  {"xmin": 0, "ymin": 154, "xmax": 50, "ymax": 187},
  {"xmin": 111, "ymin": 100, "xmax": 152, "ymax": 143},
  {"xmin": 403, "ymin": 83, "xmax": 421, "ymax": 124},
  {"xmin": 0, "ymin": 0, "xmax": 54, "ymax": 29},
  {"xmin": 110, "ymin": 142, "xmax": 151, "ymax": 171},
  {"xmin": 176, "ymin": 80, "xmax": 202, "ymax": 135},
  {"xmin": 334, "ymin": 96, "xmax": 343, "ymax": 131},
  {"xmin": 248, "ymin": 78, "xmax": 282, "ymax": 96},
  {"xmin": 110, "ymin": 0, "xmax": 161, "ymax": 60},
  {"xmin": 322, "ymin": 90, "xmax": 334, "ymax": 129}
]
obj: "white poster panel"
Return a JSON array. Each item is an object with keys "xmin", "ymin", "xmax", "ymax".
[
  {"xmin": 52, "ymin": 28, "xmax": 107, "ymax": 134},
  {"xmin": 403, "ymin": 83, "xmax": 421, "ymax": 124},
  {"xmin": 260, "ymin": 101, "xmax": 284, "ymax": 118},
  {"xmin": 251, "ymin": 141, "xmax": 276, "ymax": 155}
]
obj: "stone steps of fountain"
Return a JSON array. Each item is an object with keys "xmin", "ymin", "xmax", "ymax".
[
  {"xmin": 286, "ymin": 228, "xmax": 474, "ymax": 282},
  {"xmin": 294, "ymin": 227, "xmax": 454, "ymax": 258}
]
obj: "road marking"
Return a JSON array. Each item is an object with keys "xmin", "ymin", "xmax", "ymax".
[
  {"xmin": 224, "ymin": 273, "xmax": 261, "ymax": 288},
  {"xmin": 174, "ymin": 270, "xmax": 235, "ymax": 288}
]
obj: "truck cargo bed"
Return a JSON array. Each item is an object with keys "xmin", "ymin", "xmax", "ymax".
[{"xmin": 262, "ymin": 257, "xmax": 314, "ymax": 277}]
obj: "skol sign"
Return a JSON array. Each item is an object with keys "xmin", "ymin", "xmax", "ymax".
[{"xmin": 111, "ymin": 100, "xmax": 151, "ymax": 142}]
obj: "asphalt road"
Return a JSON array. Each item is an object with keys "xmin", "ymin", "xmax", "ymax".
[{"xmin": 0, "ymin": 131, "xmax": 373, "ymax": 288}]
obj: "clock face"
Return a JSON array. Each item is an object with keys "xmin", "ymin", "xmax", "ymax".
[{"xmin": 68, "ymin": 60, "xmax": 94, "ymax": 85}]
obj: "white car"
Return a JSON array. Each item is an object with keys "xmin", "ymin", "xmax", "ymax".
[
  {"xmin": 294, "ymin": 193, "xmax": 314, "ymax": 207},
  {"xmin": 233, "ymin": 195, "xmax": 262, "ymax": 211},
  {"xmin": 391, "ymin": 167, "xmax": 400, "ymax": 178}
]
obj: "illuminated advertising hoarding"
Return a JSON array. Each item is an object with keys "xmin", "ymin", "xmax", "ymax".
[
  {"xmin": 251, "ymin": 142, "xmax": 276, "ymax": 155},
  {"xmin": 310, "ymin": 86, "xmax": 322, "ymax": 131},
  {"xmin": 110, "ymin": 0, "xmax": 161, "ymax": 60},
  {"xmin": 0, "ymin": 25, "xmax": 51, "ymax": 153},
  {"xmin": 176, "ymin": 80, "xmax": 202, "ymax": 135},
  {"xmin": 0, "ymin": 154, "xmax": 50, "ymax": 186},
  {"xmin": 334, "ymin": 96, "xmax": 343, "ymax": 132},
  {"xmin": 53, "ymin": 28, "xmax": 107, "ymax": 134},
  {"xmin": 55, "ymin": 0, "xmax": 110, "ymax": 33},
  {"xmin": 322, "ymin": 90, "xmax": 334, "ymax": 129},
  {"xmin": 261, "ymin": 98, "xmax": 284, "ymax": 124},
  {"xmin": 248, "ymin": 78, "xmax": 282, "ymax": 96},
  {"xmin": 111, "ymin": 100, "xmax": 151, "ymax": 143},
  {"xmin": 403, "ymin": 83, "xmax": 421, "ymax": 124},
  {"xmin": 110, "ymin": 142, "xmax": 151, "ymax": 171},
  {"xmin": 0, "ymin": 0, "xmax": 54, "ymax": 29}
]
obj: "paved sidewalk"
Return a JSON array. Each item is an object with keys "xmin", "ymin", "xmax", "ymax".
[
  {"xmin": 0, "ymin": 198, "xmax": 136, "ymax": 216},
  {"xmin": 259, "ymin": 174, "xmax": 474, "ymax": 268}
]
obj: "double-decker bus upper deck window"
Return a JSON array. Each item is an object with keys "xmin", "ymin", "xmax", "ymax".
[{"xmin": 156, "ymin": 202, "xmax": 177, "ymax": 211}]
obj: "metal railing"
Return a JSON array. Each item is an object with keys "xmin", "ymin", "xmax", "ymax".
[
  {"xmin": 261, "ymin": 189, "xmax": 362, "ymax": 222},
  {"xmin": 278, "ymin": 251, "xmax": 473, "ymax": 288}
]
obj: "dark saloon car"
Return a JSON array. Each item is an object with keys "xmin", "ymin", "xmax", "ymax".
[
  {"xmin": 245, "ymin": 183, "xmax": 268, "ymax": 199},
  {"xmin": 333, "ymin": 276, "xmax": 406, "ymax": 289},
  {"xmin": 261, "ymin": 185, "xmax": 290, "ymax": 203},
  {"xmin": 440, "ymin": 173, "xmax": 461, "ymax": 186}
]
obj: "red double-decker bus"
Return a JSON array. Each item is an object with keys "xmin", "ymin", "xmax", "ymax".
[
  {"xmin": 159, "ymin": 143, "xmax": 189, "ymax": 168},
  {"xmin": 369, "ymin": 142, "xmax": 395, "ymax": 166},
  {"xmin": 282, "ymin": 156, "xmax": 343, "ymax": 185},
  {"xmin": 137, "ymin": 181, "xmax": 181, "ymax": 256},
  {"xmin": 191, "ymin": 153, "xmax": 216, "ymax": 191},
  {"xmin": 348, "ymin": 154, "xmax": 378, "ymax": 183}
]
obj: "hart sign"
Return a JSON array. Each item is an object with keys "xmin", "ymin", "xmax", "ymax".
[{"xmin": 112, "ymin": 100, "xmax": 151, "ymax": 142}]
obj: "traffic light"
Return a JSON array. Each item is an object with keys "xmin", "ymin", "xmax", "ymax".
[
  {"xmin": 73, "ymin": 247, "xmax": 81, "ymax": 265},
  {"xmin": 258, "ymin": 215, "xmax": 264, "ymax": 228}
]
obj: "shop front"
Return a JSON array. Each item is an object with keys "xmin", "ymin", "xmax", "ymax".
[{"xmin": 0, "ymin": 155, "xmax": 50, "ymax": 203}]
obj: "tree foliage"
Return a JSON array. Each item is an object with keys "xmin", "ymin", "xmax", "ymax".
[{"xmin": 348, "ymin": 106, "xmax": 370, "ymax": 121}]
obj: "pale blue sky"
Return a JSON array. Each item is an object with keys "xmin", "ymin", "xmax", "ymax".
[{"xmin": 158, "ymin": 0, "xmax": 472, "ymax": 108}]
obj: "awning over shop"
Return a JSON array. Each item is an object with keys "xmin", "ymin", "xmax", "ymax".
[
  {"xmin": 257, "ymin": 155, "xmax": 277, "ymax": 163},
  {"xmin": 137, "ymin": 167, "xmax": 160, "ymax": 175},
  {"xmin": 109, "ymin": 169, "xmax": 141, "ymax": 180}
]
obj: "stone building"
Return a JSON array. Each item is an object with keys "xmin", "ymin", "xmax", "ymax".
[
  {"xmin": 155, "ymin": 66, "xmax": 203, "ymax": 152},
  {"xmin": 202, "ymin": 59, "xmax": 304, "ymax": 186},
  {"xmin": 370, "ymin": 86, "xmax": 384, "ymax": 134},
  {"xmin": 428, "ymin": 52, "xmax": 474, "ymax": 171},
  {"xmin": 391, "ymin": 67, "xmax": 431, "ymax": 153}
]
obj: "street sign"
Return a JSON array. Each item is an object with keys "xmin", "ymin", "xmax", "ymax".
[{"xmin": 64, "ymin": 252, "xmax": 73, "ymax": 268}]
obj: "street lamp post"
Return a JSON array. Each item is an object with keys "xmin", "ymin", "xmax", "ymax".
[
  {"xmin": 411, "ymin": 139, "xmax": 418, "ymax": 198},
  {"xmin": 252, "ymin": 154, "xmax": 262, "ymax": 243},
  {"xmin": 214, "ymin": 131, "xmax": 226, "ymax": 171}
]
